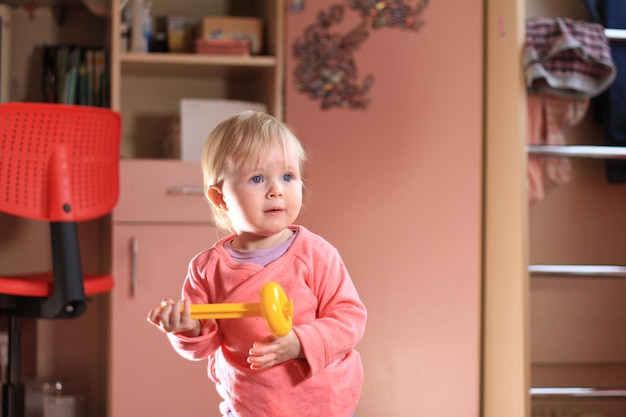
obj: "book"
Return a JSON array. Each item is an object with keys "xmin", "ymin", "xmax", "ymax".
[
  {"xmin": 41, "ymin": 45, "xmax": 108, "ymax": 106},
  {"xmin": 0, "ymin": 4, "xmax": 10, "ymax": 102}
]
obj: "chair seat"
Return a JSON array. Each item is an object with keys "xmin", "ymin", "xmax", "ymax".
[{"xmin": 0, "ymin": 273, "xmax": 114, "ymax": 297}]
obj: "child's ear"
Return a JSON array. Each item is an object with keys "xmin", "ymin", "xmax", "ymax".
[{"xmin": 207, "ymin": 186, "xmax": 227, "ymax": 210}]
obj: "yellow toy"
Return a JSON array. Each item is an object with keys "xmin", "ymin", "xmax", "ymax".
[{"xmin": 174, "ymin": 281, "xmax": 293, "ymax": 337}]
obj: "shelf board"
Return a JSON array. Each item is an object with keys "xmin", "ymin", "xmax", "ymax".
[
  {"xmin": 120, "ymin": 52, "xmax": 277, "ymax": 77},
  {"xmin": 1, "ymin": 0, "xmax": 83, "ymax": 7},
  {"xmin": 121, "ymin": 52, "xmax": 276, "ymax": 67}
]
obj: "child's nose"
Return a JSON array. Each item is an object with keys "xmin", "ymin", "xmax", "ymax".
[{"xmin": 267, "ymin": 179, "xmax": 284, "ymax": 198}]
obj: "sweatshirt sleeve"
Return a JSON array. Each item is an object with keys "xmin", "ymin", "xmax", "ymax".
[
  {"xmin": 292, "ymin": 240, "xmax": 367, "ymax": 376},
  {"xmin": 167, "ymin": 251, "xmax": 223, "ymax": 361}
]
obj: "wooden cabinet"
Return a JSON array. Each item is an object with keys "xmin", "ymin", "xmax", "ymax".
[
  {"xmin": 110, "ymin": 160, "xmax": 225, "ymax": 417},
  {"xmin": 107, "ymin": 1, "xmax": 285, "ymax": 415},
  {"xmin": 484, "ymin": 1, "xmax": 626, "ymax": 416},
  {"xmin": 109, "ymin": 0, "xmax": 285, "ymax": 158},
  {"xmin": 525, "ymin": 2, "xmax": 626, "ymax": 416},
  {"xmin": 482, "ymin": 1, "xmax": 529, "ymax": 416}
]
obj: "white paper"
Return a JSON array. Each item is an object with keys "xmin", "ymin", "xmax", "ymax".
[{"xmin": 179, "ymin": 99, "xmax": 267, "ymax": 161}]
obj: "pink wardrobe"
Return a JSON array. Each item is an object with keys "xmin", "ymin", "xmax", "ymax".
[{"xmin": 285, "ymin": 2, "xmax": 483, "ymax": 416}]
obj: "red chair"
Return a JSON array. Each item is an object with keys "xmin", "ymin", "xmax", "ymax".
[{"xmin": 0, "ymin": 102, "xmax": 122, "ymax": 417}]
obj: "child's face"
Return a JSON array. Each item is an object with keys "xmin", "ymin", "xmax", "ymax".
[{"xmin": 220, "ymin": 141, "xmax": 303, "ymax": 240}]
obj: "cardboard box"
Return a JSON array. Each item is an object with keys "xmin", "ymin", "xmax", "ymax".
[
  {"xmin": 201, "ymin": 16, "xmax": 263, "ymax": 54},
  {"xmin": 174, "ymin": 99, "xmax": 268, "ymax": 160}
]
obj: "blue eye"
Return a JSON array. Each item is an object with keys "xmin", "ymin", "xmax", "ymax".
[
  {"xmin": 251, "ymin": 175, "xmax": 263, "ymax": 184},
  {"xmin": 283, "ymin": 173, "xmax": 293, "ymax": 182}
]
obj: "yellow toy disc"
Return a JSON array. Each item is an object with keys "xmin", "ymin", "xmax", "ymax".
[{"xmin": 260, "ymin": 281, "xmax": 293, "ymax": 337}]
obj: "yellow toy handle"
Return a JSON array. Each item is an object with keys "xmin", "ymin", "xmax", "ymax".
[{"xmin": 168, "ymin": 281, "xmax": 293, "ymax": 337}]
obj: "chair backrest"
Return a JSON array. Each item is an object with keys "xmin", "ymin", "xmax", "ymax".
[
  {"xmin": 0, "ymin": 102, "xmax": 121, "ymax": 318},
  {"xmin": 0, "ymin": 102, "xmax": 122, "ymax": 222}
]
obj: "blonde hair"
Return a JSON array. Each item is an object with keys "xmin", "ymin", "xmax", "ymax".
[{"xmin": 201, "ymin": 110, "xmax": 306, "ymax": 231}]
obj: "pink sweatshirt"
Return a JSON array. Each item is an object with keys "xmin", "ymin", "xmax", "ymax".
[{"xmin": 167, "ymin": 225, "xmax": 367, "ymax": 417}]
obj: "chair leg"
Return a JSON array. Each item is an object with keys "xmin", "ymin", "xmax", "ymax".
[{"xmin": 2, "ymin": 316, "xmax": 24, "ymax": 417}]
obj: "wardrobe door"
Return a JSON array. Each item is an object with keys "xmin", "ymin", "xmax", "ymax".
[{"xmin": 110, "ymin": 223, "xmax": 222, "ymax": 417}]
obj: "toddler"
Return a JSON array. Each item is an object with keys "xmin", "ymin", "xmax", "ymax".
[{"xmin": 147, "ymin": 111, "xmax": 366, "ymax": 417}]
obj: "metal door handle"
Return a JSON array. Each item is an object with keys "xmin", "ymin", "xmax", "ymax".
[
  {"xmin": 131, "ymin": 236, "xmax": 139, "ymax": 298},
  {"xmin": 166, "ymin": 186, "xmax": 204, "ymax": 195}
]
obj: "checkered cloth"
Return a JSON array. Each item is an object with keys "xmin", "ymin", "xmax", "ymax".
[{"xmin": 524, "ymin": 16, "xmax": 616, "ymax": 98}]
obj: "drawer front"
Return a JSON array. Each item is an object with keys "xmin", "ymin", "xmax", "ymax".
[{"xmin": 114, "ymin": 159, "xmax": 212, "ymax": 223}]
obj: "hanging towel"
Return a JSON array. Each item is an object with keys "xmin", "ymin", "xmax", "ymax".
[
  {"xmin": 527, "ymin": 95, "xmax": 546, "ymax": 203},
  {"xmin": 527, "ymin": 94, "xmax": 590, "ymax": 204},
  {"xmin": 524, "ymin": 17, "xmax": 616, "ymax": 99},
  {"xmin": 544, "ymin": 95, "xmax": 590, "ymax": 183}
]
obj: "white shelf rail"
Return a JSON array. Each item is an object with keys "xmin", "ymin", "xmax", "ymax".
[
  {"xmin": 526, "ymin": 145, "xmax": 626, "ymax": 159},
  {"xmin": 531, "ymin": 387, "xmax": 626, "ymax": 398},
  {"xmin": 605, "ymin": 28, "xmax": 626, "ymax": 40},
  {"xmin": 529, "ymin": 264, "xmax": 626, "ymax": 277}
]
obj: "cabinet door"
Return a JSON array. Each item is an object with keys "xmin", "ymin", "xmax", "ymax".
[{"xmin": 110, "ymin": 223, "xmax": 222, "ymax": 417}]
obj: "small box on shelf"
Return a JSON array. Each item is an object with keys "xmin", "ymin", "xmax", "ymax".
[
  {"xmin": 167, "ymin": 12, "xmax": 193, "ymax": 53},
  {"xmin": 195, "ymin": 39, "xmax": 250, "ymax": 56}
]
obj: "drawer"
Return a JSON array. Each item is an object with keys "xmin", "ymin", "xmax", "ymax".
[{"xmin": 114, "ymin": 159, "xmax": 212, "ymax": 223}]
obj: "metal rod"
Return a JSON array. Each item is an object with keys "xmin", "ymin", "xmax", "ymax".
[
  {"xmin": 531, "ymin": 387, "xmax": 626, "ymax": 398},
  {"xmin": 605, "ymin": 28, "xmax": 626, "ymax": 41},
  {"xmin": 3, "ymin": 316, "xmax": 25, "ymax": 417},
  {"xmin": 529, "ymin": 264, "xmax": 626, "ymax": 277},
  {"xmin": 527, "ymin": 145, "xmax": 626, "ymax": 159}
]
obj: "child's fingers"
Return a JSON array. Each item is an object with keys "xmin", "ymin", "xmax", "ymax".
[
  {"xmin": 146, "ymin": 307, "xmax": 162, "ymax": 325},
  {"xmin": 182, "ymin": 299, "xmax": 192, "ymax": 317},
  {"xmin": 147, "ymin": 298, "xmax": 197, "ymax": 334}
]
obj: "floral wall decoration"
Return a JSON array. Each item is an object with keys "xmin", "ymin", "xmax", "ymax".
[{"xmin": 291, "ymin": 0, "xmax": 429, "ymax": 110}]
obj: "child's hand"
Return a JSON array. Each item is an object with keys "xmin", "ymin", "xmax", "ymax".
[
  {"xmin": 146, "ymin": 298, "xmax": 201, "ymax": 337},
  {"xmin": 247, "ymin": 330, "xmax": 304, "ymax": 370}
]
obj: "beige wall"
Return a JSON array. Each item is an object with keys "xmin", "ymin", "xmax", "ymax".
[{"xmin": 286, "ymin": 1, "xmax": 483, "ymax": 415}]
